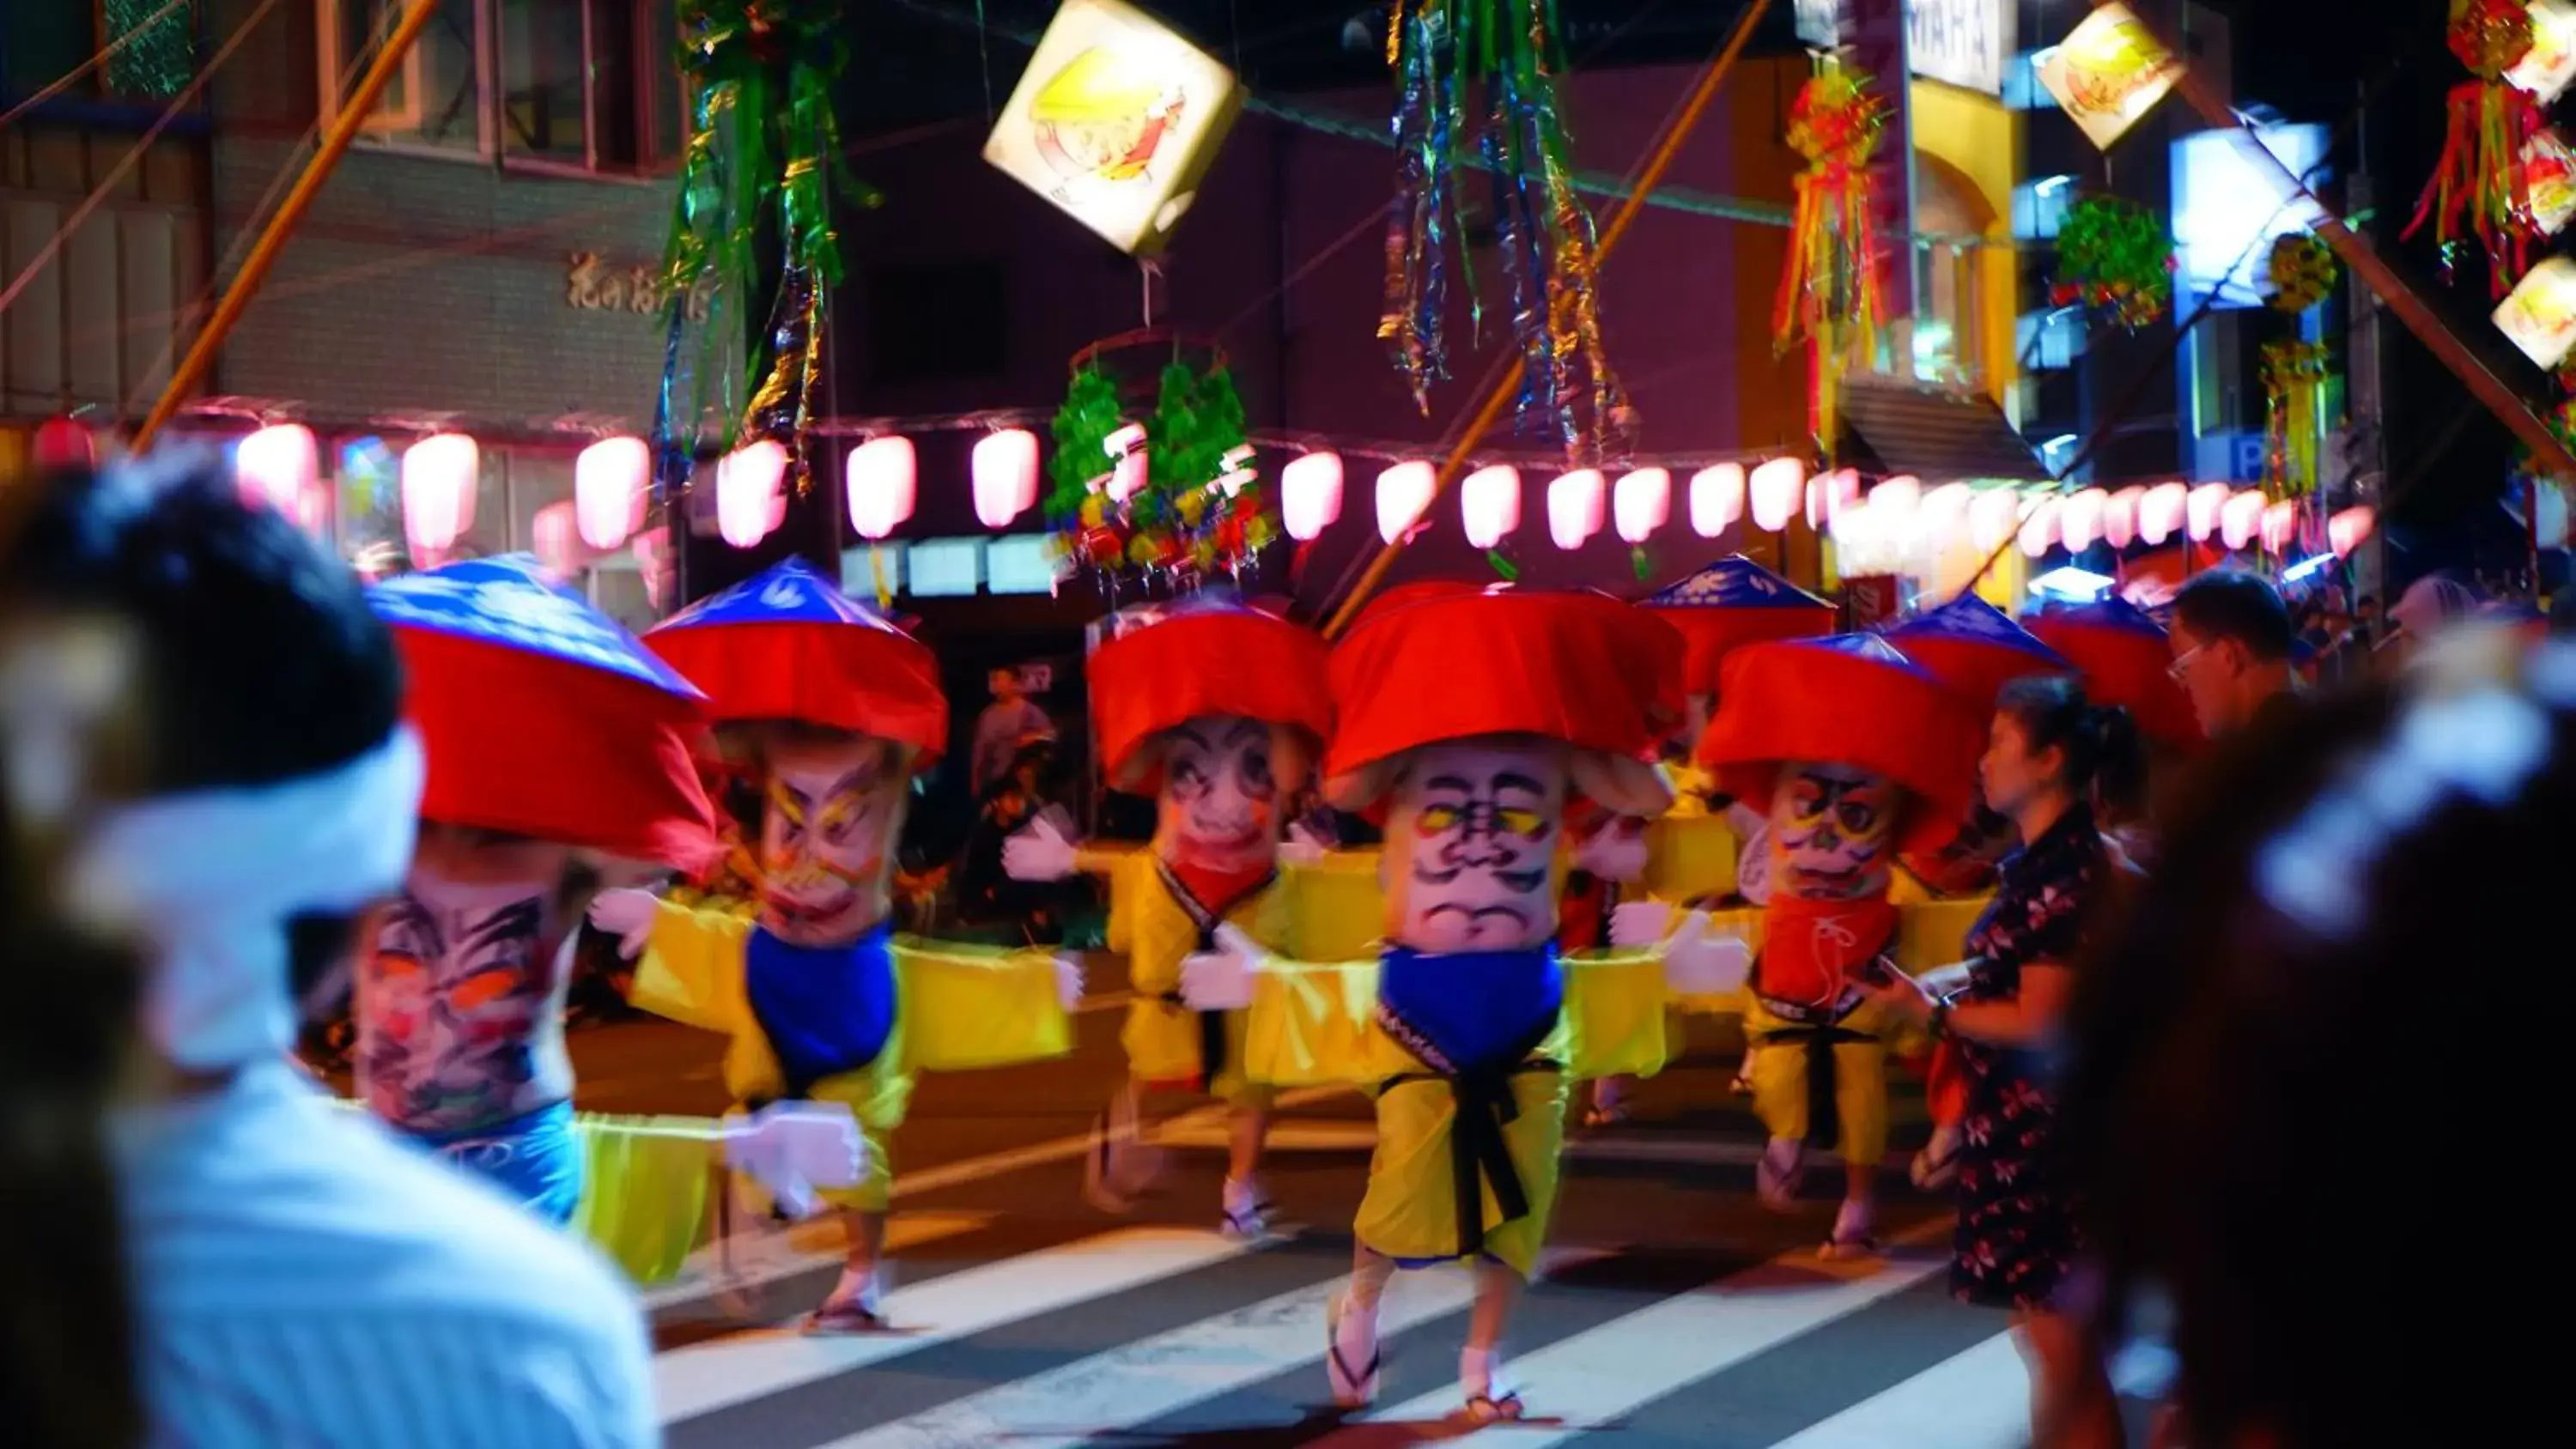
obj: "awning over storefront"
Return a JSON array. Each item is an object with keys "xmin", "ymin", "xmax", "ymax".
[{"xmin": 1836, "ymin": 376, "xmax": 2048, "ymax": 484}]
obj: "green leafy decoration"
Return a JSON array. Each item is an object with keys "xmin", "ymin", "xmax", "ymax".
[{"xmin": 2052, "ymin": 196, "xmax": 2173, "ymax": 329}]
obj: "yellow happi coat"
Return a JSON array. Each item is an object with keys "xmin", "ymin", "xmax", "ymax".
[
  {"xmin": 626, "ymin": 900, "xmax": 1072, "ymax": 1211},
  {"xmin": 1104, "ymin": 851, "xmax": 1300, "ymax": 1106}
]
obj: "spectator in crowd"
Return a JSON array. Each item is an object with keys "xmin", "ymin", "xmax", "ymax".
[
  {"xmin": 2166, "ymin": 572, "xmax": 2302, "ymax": 741},
  {"xmin": 959, "ymin": 738, "xmax": 1073, "ymax": 943},
  {"xmin": 2382, "ymin": 573, "xmax": 2483, "ymax": 661},
  {"xmin": 970, "ymin": 665, "xmax": 1055, "ymax": 800},
  {"xmin": 1, "ymin": 452, "xmax": 656, "ymax": 1446}
]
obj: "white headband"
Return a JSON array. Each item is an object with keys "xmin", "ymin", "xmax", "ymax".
[{"xmin": 64, "ymin": 726, "xmax": 425, "ymax": 1070}]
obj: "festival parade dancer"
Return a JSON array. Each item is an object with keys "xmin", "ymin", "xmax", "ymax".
[
  {"xmin": 1004, "ymin": 592, "xmax": 1333, "ymax": 1236},
  {"xmin": 361, "ymin": 555, "xmax": 861, "ymax": 1236},
  {"xmin": 1177, "ymin": 584, "xmax": 1750, "ymax": 1420},
  {"xmin": 1691, "ymin": 633, "xmax": 1981, "ymax": 1256},
  {"xmin": 591, "ymin": 558, "xmax": 1081, "ymax": 1333}
]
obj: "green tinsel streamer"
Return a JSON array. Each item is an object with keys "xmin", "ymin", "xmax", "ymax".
[
  {"xmin": 104, "ymin": 0, "xmax": 195, "ymax": 100},
  {"xmin": 1046, "ymin": 365, "xmax": 1124, "ymax": 523}
]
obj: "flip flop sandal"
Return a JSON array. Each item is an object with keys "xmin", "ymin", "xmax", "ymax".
[
  {"xmin": 1909, "ymin": 1137, "xmax": 1961, "ymax": 1191},
  {"xmin": 1325, "ymin": 1293, "xmax": 1382, "ymax": 1409},
  {"xmin": 1082, "ymin": 1102, "xmax": 1143, "ymax": 1216},
  {"xmin": 1578, "ymin": 1103, "xmax": 1630, "ymax": 1131},
  {"xmin": 802, "ymin": 1300, "xmax": 895, "ymax": 1336},
  {"xmin": 1462, "ymin": 1391, "xmax": 1527, "ymax": 1423},
  {"xmin": 1219, "ymin": 1197, "xmax": 1276, "ymax": 1240}
]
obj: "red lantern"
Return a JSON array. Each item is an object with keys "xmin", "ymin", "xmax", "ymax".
[{"xmin": 31, "ymin": 415, "xmax": 95, "ymax": 470}]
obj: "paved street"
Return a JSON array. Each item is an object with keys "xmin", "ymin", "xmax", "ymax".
[{"xmin": 550, "ymin": 967, "xmax": 2171, "ymax": 1447}]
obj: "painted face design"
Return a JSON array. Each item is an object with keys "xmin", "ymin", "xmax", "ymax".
[
  {"xmin": 1771, "ymin": 761, "xmax": 1898, "ymax": 901},
  {"xmin": 760, "ymin": 737, "xmax": 906, "ymax": 946},
  {"xmin": 1157, "ymin": 714, "xmax": 1291, "ymax": 876},
  {"xmin": 357, "ymin": 867, "xmax": 572, "ymax": 1134},
  {"xmin": 1387, "ymin": 739, "xmax": 1565, "ymax": 953}
]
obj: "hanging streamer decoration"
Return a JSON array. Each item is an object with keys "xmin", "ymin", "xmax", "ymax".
[
  {"xmin": 2407, "ymin": 0, "xmax": 2543, "ymax": 296},
  {"xmin": 655, "ymin": 1, "xmax": 874, "ymax": 494},
  {"xmin": 1044, "ymin": 354, "xmax": 1273, "ymax": 600},
  {"xmin": 2051, "ymin": 196, "xmax": 2175, "ymax": 329},
  {"xmin": 2260, "ymin": 340, "xmax": 2333, "ymax": 498},
  {"xmin": 1773, "ymin": 56, "xmax": 1888, "ymax": 454},
  {"xmin": 1380, "ymin": 0, "xmax": 1631, "ymax": 458},
  {"xmin": 2266, "ymin": 233, "xmax": 2339, "ymax": 312}
]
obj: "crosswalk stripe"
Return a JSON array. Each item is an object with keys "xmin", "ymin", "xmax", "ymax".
[
  {"xmin": 653, "ymin": 1226, "xmax": 1250, "ymax": 1425},
  {"xmin": 641, "ymin": 1210, "xmax": 996, "ymax": 1312},
  {"xmin": 1765, "ymin": 1331, "xmax": 2031, "ymax": 1449},
  {"xmin": 1327, "ymin": 1221, "xmax": 1954, "ymax": 1446},
  {"xmin": 799, "ymin": 1247, "xmax": 1613, "ymax": 1449}
]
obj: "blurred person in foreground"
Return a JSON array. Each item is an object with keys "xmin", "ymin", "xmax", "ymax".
[
  {"xmin": 2065, "ymin": 626, "xmax": 2563, "ymax": 1448},
  {"xmin": 0, "ymin": 452, "xmax": 656, "ymax": 1446},
  {"xmin": 1874, "ymin": 676, "xmax": 2142, "ymax": 1448},
  {"xmin": 2165, "ymin": 573, "xmax": 2301, "ymax": 742}
]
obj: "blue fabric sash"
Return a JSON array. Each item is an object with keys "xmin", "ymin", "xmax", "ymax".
[
  {"xmin": 1376, "ymin": 944, "xmax": 1563, "ymax": 1074},
  {"xmin": 744, "ymin": 925, "xmax": 899, "ymax": 1099}
]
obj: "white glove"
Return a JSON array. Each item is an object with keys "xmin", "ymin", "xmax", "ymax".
[
  {"xmin": 1279, "ymin": 822, "xmax": 1327, "ymax": 864},
  {"xmin": 1608, "ymin": 899, "xmax": 1675, "ymax": 949},
  {"xmin": 1576, "ymin": 820, "xmax": 1651, "ymax": 882},
  {"xmin": 724, "ymin": 1100, "xmax": 866, "ymax": 1221},
  {"xmin": 586, "ymin": 888, "xmax": 660, "ymax": 961},
  {"xmin": 1178, "ymin": 924, "xmax": 1262, "ymax": 1011},
  {"xmin": 1004, "ymin": 813, "xmax": 1079, "ymax": 882},
  {"xmin": 1660, "ymin": 911, "xmax": 1753, "ymax": 996},
  {"xmin": 1055, "ymin": 954, "xmax": 1085, "ymax": 1014}
]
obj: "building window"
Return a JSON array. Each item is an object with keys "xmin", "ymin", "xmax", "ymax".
[
  {"xmin": 2017, "ymin": 305, "xmax": 2086, "ymax": 372},
  {"xmin": 902, "ymin": 539, "xmax": 984, "ymax": 597},
  {"xmin": 4, "ymin": 0, "xmax": 201, "ymax": 105},
  {"xmin": 2011, "ymin": 175, "xmax": 2074, "ymax": 240},
  {"xmin": 319, "ymin": 0, "xmax": 682, "ymax": 173},
  {"xmin": 984, "ymin": 534, "xmax": 1057, "ymax": 595}
]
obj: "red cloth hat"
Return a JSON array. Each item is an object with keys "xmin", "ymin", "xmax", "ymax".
[
  {"xmin": 1641, "ymin": 556, "xmax": 1838, "ymax": 696},
  {"xmin": 646, "ymin": 559, "xmax": 949, "ymax": 767},
  {"xmin": 2026, "ymin": 599, "xmax": 2203, "ymax": 750},
  {"xmin": 1698, "ymin": 633, "xmax": 1984, "ymax": 856},
  {"xmin": 1325, "ymin": 585, "xmax": 1684, "ymax": 814},
  {"xmin": 1880, "ymin": 592, "xmax": 2076, "ymax": 711},
  {"xmin": 1088, "ymin": 595, "xmax": 1333, "ymax": 789}
]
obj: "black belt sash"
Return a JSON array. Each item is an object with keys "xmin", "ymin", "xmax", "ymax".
[
  {"xmin": 1375, "ymin": 1003, "xmax": 1562, "ymax": 1260},
  {"xmin": 1153, "ymin": 859, "xmax": 1277, "ymax": 1089},
  {"xmin": 1754, "ymin": 973, "xmax": 1887, "ymax": 1150}
]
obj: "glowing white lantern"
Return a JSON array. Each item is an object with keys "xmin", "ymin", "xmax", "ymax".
[
  {"xmin": 533, "ymin": 500, "xmax": 581, "ymax": 575},
  {"xmin": 402, "ymin": 433, "xmax": 478, "ymax": 555},
  {"xmin": 2139, "ymin": 482, "xmax": 2190, "ymax": 546},
  {"xmin": 2058, "ymin": 488, "xmax": 2108, "ymax": 554},
  {"xmin": 1969, "ymin": 487, "xmax": 2020, "ymax": 555},
  {"xmin": 1460, "ymin": 464, "xmax": 1522, "ymax": 549},
  {"xmin": 1376, "ymin": 460, "xmax": 1435, "ymax": 543},
  {"xmin": 574, "ymin": 435, "xmax": 650, "ymax": 550},
  {"xmin": 1547, "ymin": 469, "xmax": 1607, "ymax": 550},
  {"xmin": 1281, "ymin": 452, "xmax": 1344, "ymax": 541},
  {"xmin": 2260, "ymin": 498, "xmax": 2300, "ymax": 555},
  {"xmin": 1867, "ymin": 476, "xmax": 1920, "ymax": 542},
  {"xmin": 2219, "ymin": 490, "xmax": 2266, "ymax": 552},
  {"xmin": 2104, "ymin": 486, "xmax": 2144, "ymax": 549},
  {"xmin": 845, "ymin": 435, "xmax": 917, "ymax": 541},
  {"xmin": 2327, "ymin": 506, "xmax": 2376, "ymax": 557},
  {"xmin": 1690, "ymin": 462, "xmax": 1746, "ymax": 537},
  {"xmin": 236, "ymin": 423, "xmax": 317, "ymax": 516},
  {"xmin": 1104, "ymin": 423, "xmax": 1147, "ymax": 501},
  {"xmin": 1917, "ymin": 482, "xmax": 1972, "ymax": 553},
  {"xmin": 1748, "ymin": 458, "xmax": 1804, "ymax": 533},
  {"xmin": 716, "ymin": 440, "xmax": 789, "ymax": 549},
  {"xmin": 971, "ymin": 429, "xmax": 1041, "ymax": 530},
  {"xmin": 2018, "ymin": 496, "xmax": 2063, "ymax": 558},
  {"xmin": 1613, "ymin": 467, "xmax": 1672, "ymax": 544},
  {"xmin": 2186, "ymin": 482, "xmax": 2232, "ymax": 543},
  {"xmin": 1826, "ymin": 469, "xmax": 1862, "ymax": 525}
]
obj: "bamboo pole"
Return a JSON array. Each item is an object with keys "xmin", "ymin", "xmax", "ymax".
[
  {"xmin": 131, "ymin": 0, "xmax": 441, "ymax": 450},
  {"xmin": 1320, "ymin": 0, "xmax": 1775, "ymax": 640}
]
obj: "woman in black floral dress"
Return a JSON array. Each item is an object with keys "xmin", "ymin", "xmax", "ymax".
[{"xmin": 1876, "ymin": 674, "xmax": 2138, "ymax": 1448}]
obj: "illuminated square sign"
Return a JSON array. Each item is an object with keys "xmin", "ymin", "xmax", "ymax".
[
  {"xmin": 981, "ymin": 0, "xmax": 1244, "ymax": 256},
  {"xmin": 2038, "ymin": 2, "xmax": 2183, "ymax": 151},
  {"xmin": 2494, "ymin": 257, "xmax": 2576, "ymax": 370},
  {"xmin": 2511, "ymin": 1, "xmax": 2576, "ymax": 106}
]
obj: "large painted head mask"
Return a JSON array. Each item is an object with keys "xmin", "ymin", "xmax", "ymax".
[
  {"xmin": 1151, "ymin": 714, "xmax": 1309, "ymax": 876},
  {"xmin": 1769, "ymin": 761, "xmax": 1900, "ymax": 901},
  {"xmin": 756, "ymin": 729, "xmax": 908, "ymax": 946},
  {"xmin": 1382, "ymin": 738, "xmax": 1569, "ymax": 953}
]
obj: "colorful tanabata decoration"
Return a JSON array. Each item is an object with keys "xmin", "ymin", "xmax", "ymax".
[
  {"xmin": 368, "ymin": 554, "xmax": 720, "ymax": 870},
  {"xmin": 2496, "ymin": 254, "xmax": 2576, "ymax": 368},
  {"xmin": 1774, "ymin": 56, "xmax": 1888, "ymax": 452},
  {"xmin": 2054, "ymin": 196, "xmax": 2175, "ymax": 329},
  {"xmin": 2409, "ymin": 0, "xmax": 2545, "ymax": 295},
  {"xmin": 1381, "ymin": 0, "xmax": 1630, "ymax": 456},
  {"xmin": 2259, "ymin": 340, "xmax": 2335, "ymax": 496},
  {"xmin": 2035, "ymin": 1, "xmax": 2184, "ymax": 151},
  {"xmin": 2266, "ymin": 233, "xmax": 2340, "ymax": 312},
  {"xmin": 1046, "ymin": 350, "xmax": 1271, "ymax": 597}
]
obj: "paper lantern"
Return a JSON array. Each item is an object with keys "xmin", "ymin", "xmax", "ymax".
[
  {"xmin": 1547, "ymin": 469, "xmax": 1607, "ymax": 550},
  {"xmin": 1868, "ymin": 476, "xmax": 1920, "ymax": 539},
  {"xmin": 2139, "ymin": 482, "xmax": 2189, "ymax": 546},
  {"xmin": 1826, "ymin": 468, "xmax": 1862, "ymax": 526},
  {"xmin": 2327, "ymin": 506, "xmax": 2376, "ymax": 557},
  {"xmin": 1917, "ymin": 482, "xmax": 1972, "ymax": 553},
  {"xmin": 1104, "ymin": 423, "xmax": 1147, "ymax": 501},
  {"xmin": 31, "ymin": 415, "xmax": 95, "ymax": 470},
  {"xmin": 2018, "ymin": 497, "xmax": 2063, "ymax": 558},
  {"xmin": 1749, "ymin": 458, "xmax": 1804, "ymax": 532},
  {"xmin": 845, "ymin": 436, "xmax": 917, "ymax": 542},
  {"xmin": 1689, "ymin": 462, "xmax": 1746, "ymax": 537},
  {"xmin": 1460, "ymin": 464, "xmax": 1521, "ymax": 549},
  {"xmin": 1969, "ymin": 487, "xmax": 2020, "ymax": 555},
  {"xmin": 2260, "ymin": 498, "xmax": 2300, "ymax": 555},
  {"xmin": 234, "ymin": 423, "xmax": 318, "ymax": 516},
  {"xmin": 971, "ymin": 428, "xmax": 1041, "ymax": 530},
  {"xmin": 402, "ymin": 433, "xmax": 478, "ymax": 555},
  {"xmin": 2104, "ymin": 486, "xmax": 2143, "ymax": 549},
  {"xmin": 1376, "ymin": 460, "xmax": 1435, "ymax": 543},
  {"xmin": 716, "ymin": 440, "xmax": 789, "ymax": 549},
  {"xmin": 574, "ymin": 435, "xmax": 650, "ymax": 550},
  {"xmin": 2057, "ymin": 488, "xmax": 2107, "ymax": 554},
  {"xmin": 2185, "ymin": 482, "xmax": 2231, "ymax": 543},
  {"xmin": 2218, "ymin": 490, "xmax": 2266, "ymax": 552},
  {"xmin": 1282, "ymin": 452, "xmax": 1344, "ymax": 541},
  {"xmin": 533, "ymin": 500, "xmax": 581, "ymax": 575},
  {"xmin": 1613, "ymin": 467, "xmax": 1672, "ymax": 544}
]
